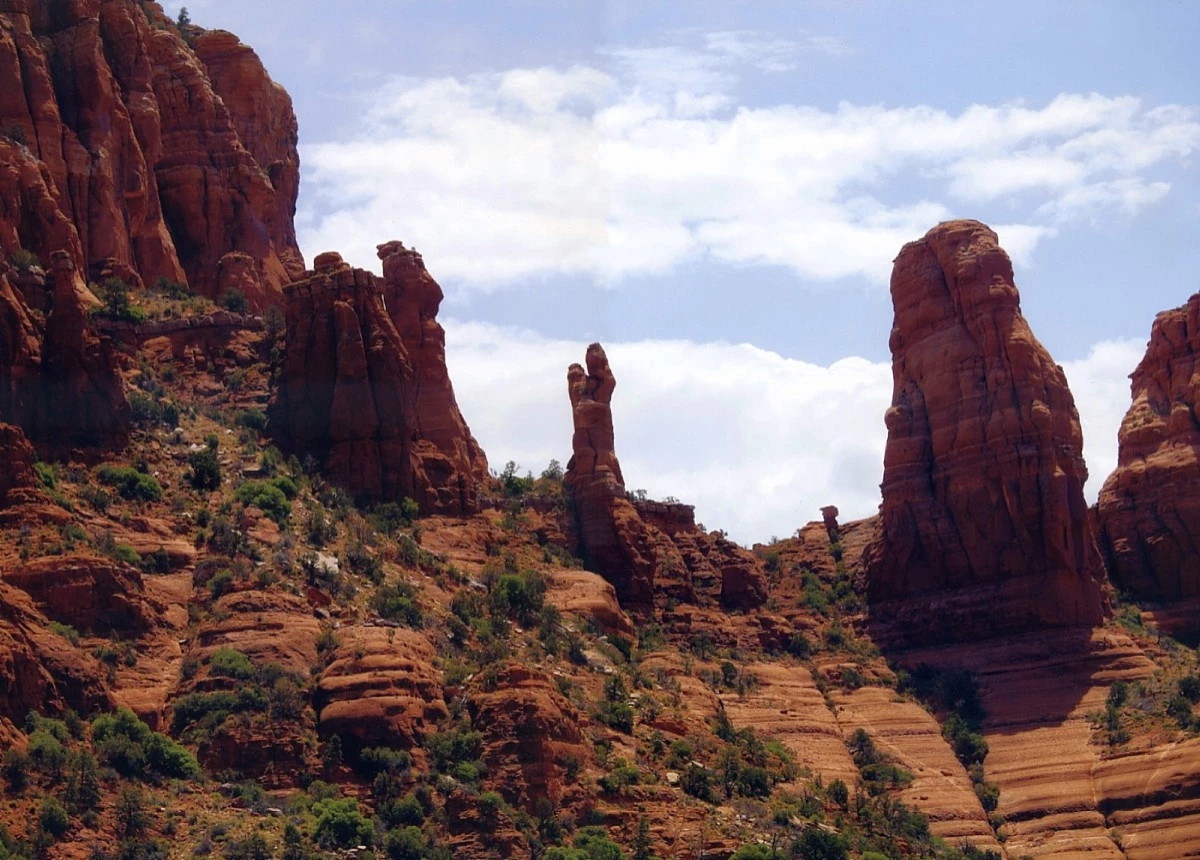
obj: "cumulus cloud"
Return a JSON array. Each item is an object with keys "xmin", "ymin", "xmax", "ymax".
[
  {"xmin": 445, "ymin": 322, "xmax": 1142, "ymax": 545},
  {"xmin": 298, "ymin": 39, "xmax": 1200, "ymax": 288},
  {"xmin": 1062, "ymin": 337, "xmax": 1146, "ymax": 500}
]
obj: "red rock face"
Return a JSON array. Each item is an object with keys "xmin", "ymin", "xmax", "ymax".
[
  {"xmin": 0, "ymin": 254, "xmax": 129, "ymax": 457},
  {"xmin": 268, "ymin": 251, "xmax": 483, "ymax": 513},
  {"xmin": 1097, "ymin": 292, "xmax": 1200, "ymax": 603},
  {"xmin": 378, "ymin": 241, "xmax": 489, "ymax": 506},
  {"xmin": 4, "ymin": 554, "xmax": 163, "ymax": 636},
  {"xmin": 467, "ymin": 664, "xmax": 591, "ymax": 815},
  {"xmin": 0, "ymin": 0, "xmax": 300, "ymax": 306},
  {"xmin": 0, "ymin": 422, "xmax": 38, "ymax": 507},
  {"xmin": 864, "ymin": 220, "xmax": 1107, "ymax": 646},
  {"xmin": 564, "ymin": 343, "xmax": 766, "ymax": 612}
]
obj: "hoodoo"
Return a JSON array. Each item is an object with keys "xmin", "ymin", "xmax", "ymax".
[
  {"xmin": 1097, "ymin": 292, "xmax": 1200, "ymax": 607},
  {"xmin": 864, "ymin": 220, "xmax": 1107, "ymax": 645},
  {"xmin": 564, "ymin": 343, "xmax": 767, "ymax": 612}
]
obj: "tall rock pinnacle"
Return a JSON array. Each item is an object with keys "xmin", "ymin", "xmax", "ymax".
[
  {"xmin": 1097, "ymin": 292, "xmax": 1200, "ymax": 605},
  {"xmin": 864, "ymin": 220, "xmax": 1107, "ymax": 645}
]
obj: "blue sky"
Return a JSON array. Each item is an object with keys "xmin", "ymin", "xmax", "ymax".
[{"xmin": 165, "ymin": 1, "xmax": 1199, "ymax": 542}]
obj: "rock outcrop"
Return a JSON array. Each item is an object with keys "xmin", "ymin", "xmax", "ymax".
[
  {"xmin": 0, "ymin": 423, "xmax": 37, "ymax": 508},
  {"xmin": 564, "ymin": 343, "xmax": 766, "ymax": 612},
  {"xmin": 864, "ymin": 220, "xmax": 1107, "ymax": 645},
  {"xmin": 378, "ymin": 241, "xmax": 489, "ymax": 502},
  {"xmin": 467, "ymin": 664, "xmax": 591, "ymax": 815},
  {"xmin": 1097, "ymin": 292, "xmax": 1200, "ymax": 605},
  {"xmin": 268, "ymin": 250, "xmax": 484, "ymax": 513},
  {"xmin": 0, "ymin": 0, "xmax": 300, "ymax": 305},
  {"xmin": 0, "ymin": 254, "xmax": 129, "ymax": 457}
]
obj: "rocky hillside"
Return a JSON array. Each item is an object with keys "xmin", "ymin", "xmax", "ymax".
[{"xmin": 1, "ymin": 5, "xmax": 1200, "ymax": 860}]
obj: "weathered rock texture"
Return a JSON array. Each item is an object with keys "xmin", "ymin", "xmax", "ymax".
[
  {"xmin": 0, "ymin": 422, "xmax": 38, "ymax": 507},
  {"xmin": 564, "ymin": 343, "xmax": 767, "ymax": 612},
  {"xmin": 269, "ymin": 250, "xmax": 484, "ymax": 514},
  {"xmin": 0, "ymin": 0, "xmax": 301, "ymax": 305},
  {"xmin": 0, "ymin": 254, "xmax": 129, "ymax": 456},
  {"xmin": 1097, "ymin": 292, "xmax": 1200, "ymax": 604},
  {"xmin": 865, "ymin": 220, "xmax": 1107, "ymax": 645},
  {"xmin": 378, "ymin": 241, "xmax": 489, "ymax": 497}
]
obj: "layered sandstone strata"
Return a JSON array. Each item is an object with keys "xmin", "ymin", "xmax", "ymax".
[
  {"xmin": 268, "ymin": 250, "xmax": 483, "ymax": 513},
  {"xmin": 1097, "ymin": 292, "xmax": 1200, "ymax": 604},
  {"xmin": 864, "ymin": 220, "xmax": 1107, "ymax": 645},
  {"xmin": 0, "ymin": 0, "xmax": 300, "ymax": 304}
]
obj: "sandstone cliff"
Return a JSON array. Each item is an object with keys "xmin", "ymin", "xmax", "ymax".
[
  {"xmin": 564, "ymin": 343, "xmax": 766, "ymax": 612},
  {"xmin": 0, "ymin": 0, "xmax": 300, "ymax": 305},
  {"xmin": 864, "ymin": 220, "xmax": 1107, "ymax": 645},
  {"xmin": 1097, "ymin": 292, "xmax": 1200, "ymax": 607},
  {"xmin": 0, "ymin": 253, "xmax": 129, "ymax": 456},
  {"xmin": 268, "ymin": 250, "xmax": 483, "ymax": 514}
]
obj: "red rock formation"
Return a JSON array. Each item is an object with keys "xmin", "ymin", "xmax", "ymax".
[
  {"xmin": 0, "ymin": 581, "xmax": 112, "ymax": 725},
  {"xmin": 865, "ymin": 220, "xmax": 1107, "ymax": 646},
  {"xmin": 378, "ymin": 241, "xmax": 489, "ymax": 507},
  {"xmin": 4, "ymin": 554, "xmax": 163, "ymax": 636},
  {"xmin": 1097, "ymin": 292, "xmax": 1200, "ymax": 605},
  {"xmin": 316, "ymin": 626, "xmax": 448, "ymax": 754},
  {"xmin": 0, "ymin": 253, "xmax": 129, "ymax": 457},
  {"xmin": 0, "ymin": 422, "xmax": 39, "ymax": 507},
  {"xmin": 564, "ymin": 343, "xmax": 766, "ymax": 612},
  {"xmin": 269, "ymin": 250, "xmax": 483, "ymax": 513},
  {"xmin": 0, "ymin": 0, "xmax": 300, "ymax": 305},
  {"xmin": 467, "ymin": 664, "xmax": 592, "ymax": 815},
  {"xmin": 193, "ymin": 29, "xmax": 304, "ymax": 281}
]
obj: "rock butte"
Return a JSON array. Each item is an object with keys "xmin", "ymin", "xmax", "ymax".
[
  {"xmin": 1097, "ymin": 290, "xmax": 1200, "ymax": 633},
  {"xmin": 267, "ymin": 247, "xmax": 485, "ymax": 514},
  {"xmin": 865, "ymin": 219, "xmax": 1108, "ymax": 646}
]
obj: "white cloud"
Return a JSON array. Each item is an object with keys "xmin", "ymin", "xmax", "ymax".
[
  {"xmin": 299, "ymin": 44, "xmax": 1200, "ymax": 290},
  {"xmin": 1062, "ymin": 337, "xmax": 1146, "ymax": 501},
  {"xmin": 446, "ymin": 323, "xmax": 1144, "ymax": 544},
  {"xmin": 445, "ymin": 321, "xmax": 892, "ymax": 545}
]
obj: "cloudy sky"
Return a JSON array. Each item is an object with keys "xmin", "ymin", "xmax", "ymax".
[{"xmin": 167, "ymin": 1, "xmax": 1199, "ymax": 543}]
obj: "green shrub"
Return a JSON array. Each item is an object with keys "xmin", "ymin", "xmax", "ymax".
[
  {"xmin": 48, "ymin": 622, "xmax": 80, "ymax": 645},
  {"xmin": 312, "ymin": 797, "xmax": 373, "ymax": 849},
  {"xmin": 680, "ymin": 763, "xmax": 714, "ymax": 802},
  {"xmin": 234, "ymin": 409, "xmax": 268, "ymax": 432},
  {"xmin": 95, "ymin": 465, "xmax": 162, "ymax": 502},
  {"xmin": 186, "ymin": 448, "xmax": 221, "ymax": 491},
  {"xmin": 209, "ymin": 648, "xmax": 255, "ymax": 680},
  {"xmin": 63, "ymin": 750, "xmax": 101, "ymax": 812},
  {"xmin": 370, "ymin": 581, "xmax": 422, "ymax": 627},
  {"xmin": 1180, "ymin": 675, "xmax": 1200, "ymax": 704},
  {"xmin": 38, "ymin": 796, "xmax": 70, "ymax": 838},
  {"xmin": 425, "ymin": 727, "xmax": 483, "ymax": 773},
  {"xmin": 10, "ymin": 248, "xmax": 40, "ymax": 270},
  {"xmin": 218, "ymin": 289, "xmax": 249, "ymax": 314},
  {"xmin": 208, "ymin": 568, "xmax": 234, "ymax": 600},
  {"xmin": 2, "ymin": 749, "xmax": 30, "ymax": 793},
  {"xmin": 170, "ymin": 688, "xmax": 267, "ymax": 735},
  {"xmin": 369, "ymin": 499, "xmax": 420, "ymax": 534},
  {"xmin": 790, "ymin": 829, "xmax": 848, "ymax": 860},
  {"xmin": 92, "ymin": 708, "xmax": 200, "ymax": 779},
  {"xmin": 27, "ymin": 729, "xmax": 67, "ymax": 778},
  {"xmin": 489, "ymin": 569, "xmax": 546, "ymax": 626},
  {"xmin": 477, "ymin": 790, "xmax": 504, "ymax": 821},
  {"xmin": 34, "ymin": 461, "xmax": 56, "ymax": 489},
  {"xmin": 235, "ymin": 480, "xmax": 291, "ymax": 522},
  {"xmin": 730, "ymin": 847, "xmax": 776, "ymax": 860},
  {"xmin": 96, "ymin": 277, "xmax": 146, "ymax": 324},
  {"xmin": 129, "ymin": 391, "xmax": 179, "ymax": 426}
]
